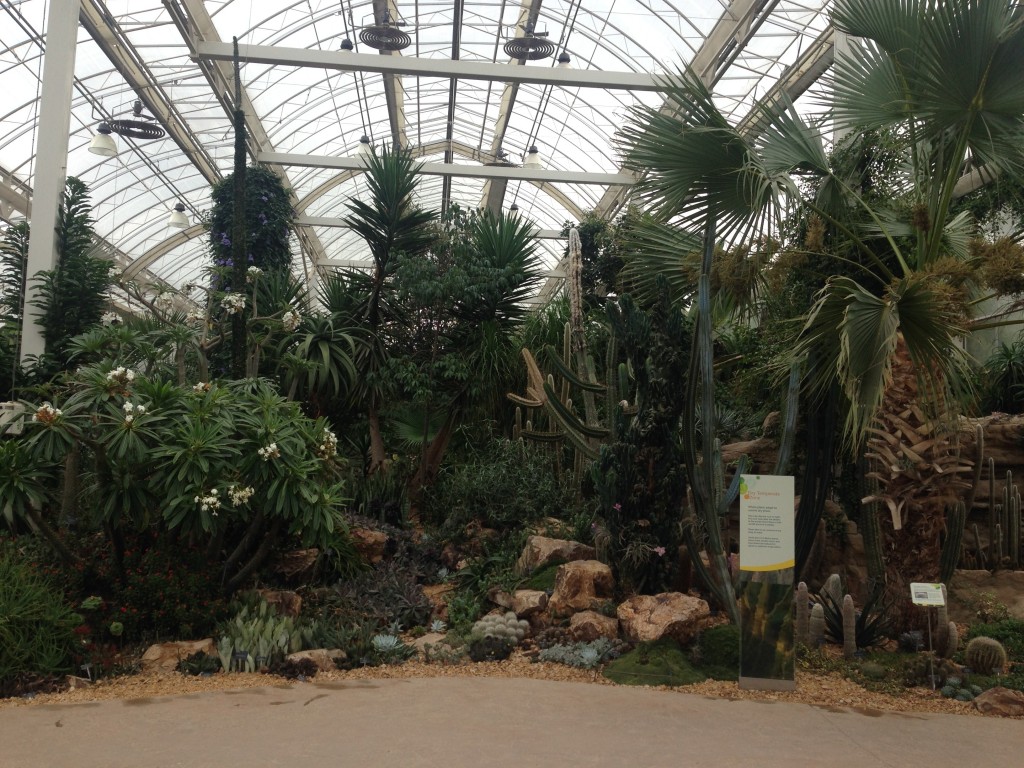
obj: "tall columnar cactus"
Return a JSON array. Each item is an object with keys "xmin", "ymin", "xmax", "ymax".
[
  {"xmin": 1004, "ymin": 470, "xmax": 1020, "ymax": 569},
  {"xmin": 678, "ymin": 217, "xmax": 747, "ymax": 624},
  {"xmin": 965, "ymin": 637, "xmax": 1007, "ymax": 675},
  {"xmin": 809, "ymin": 603, "xmax": 826, "ymax": 647},
  {"xmin": 842, "ymin": 595, "xmax": 858, "ymax": 659},
  {"xmin": 941, "ymin": 621, "xmax": 959, "ymax": 660},
  {"xmin": 940, "ymin": 501, "xmax": 966, "ymax": 584},
  {"xmin": 795, "ymin": 582, "xmax": 810, "ymax": 647},
  {"xmin": 821, "ymin": 573, "xmax": 844, "ymax": 609},
  {"xmin": 935, "ymin": 584, "xmax": 950, "ymax": 656}
]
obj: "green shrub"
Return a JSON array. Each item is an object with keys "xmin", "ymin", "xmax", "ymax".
[
  {"xmin": 326, "ymin": 561, "xmax": 432, "ymax": 631},
  {"xmin": 966, "ymin": 619, "xmax": 1024, "ymax": 662},
  {"xmin": 423, "ymin": 439, "xmax": 580, "ymax": 532},
  {"xmin": 0, "ymin": 544, "xmax": 79, "ymax": 694},
  {"xmin": 523, "ymin": 562, "xmax": 562, "ymax": 592}
]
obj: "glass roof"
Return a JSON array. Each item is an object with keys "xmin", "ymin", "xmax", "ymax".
[{"xmin": 0, "ymin": 0, "xmax": 833, "ymax": 295}]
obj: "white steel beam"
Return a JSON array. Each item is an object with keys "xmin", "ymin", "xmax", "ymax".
[
  {"xmin": 79, "ymin": 0, "xmax": 221, "ymax": 184},
  {"xmin": 194, "ymin": 41, "xmax": 666, "ymax": 91},
  {"xmin": 21, "ymin": 0, "xmax": 80, "ymax": 362},
  {"xmin": 372, "ymin": 0, "xmax": 408, "ymax": 148},
  {"xmin": 259, "ymin": 152, "xmax": 634, "ymax": 185}
]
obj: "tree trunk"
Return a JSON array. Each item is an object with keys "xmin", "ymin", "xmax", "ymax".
[
  {"xmin": 367, "ymin": 405, "xmax": 386, "ymax": 473},
  {"xmin": 226, "ymin": 518, "xmax": 283, "ymax": 594},
  {"xmin": 24, "ymin": 506, "xmax": 81, "ymax": 566}
]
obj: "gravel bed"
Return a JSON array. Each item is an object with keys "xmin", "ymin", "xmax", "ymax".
[{"xmin": 0, "ymin": 651, "xmax": 989, "ymax": 717}]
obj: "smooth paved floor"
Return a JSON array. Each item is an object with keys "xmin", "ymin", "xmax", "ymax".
[{"xmin": 1, "ymin": 677, "xmax": 1021, "ymax": 767}]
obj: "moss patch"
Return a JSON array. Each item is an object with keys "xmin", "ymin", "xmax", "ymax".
[
  {"xmin": 602, "ymin": 638, "xmax": 706, "ymax": 687},
  {"xmin": 697, "ymin": 624, "xmax": 739, "ymax": 680},
  {"xmin": 523, "ymin": 562, "xmax": 563, "ymax": 592}
]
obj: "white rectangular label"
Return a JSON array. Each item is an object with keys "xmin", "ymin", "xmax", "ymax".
[
  {"xmin": 909, "ymin": 583, "xmax": 945, "ymax": 606},
  {"xmin": 739, "ymin": 475, "xmax": 794, "ymax": 572}
]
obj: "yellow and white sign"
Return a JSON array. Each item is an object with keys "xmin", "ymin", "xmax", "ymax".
[{"xmin": 739, "ymin": 474, "xmax": 794, "ymax": 571}]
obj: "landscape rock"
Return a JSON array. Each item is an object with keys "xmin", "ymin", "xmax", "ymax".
[
  {"xmin": 285, "ymin": 649, "xmax": 346, "ymax": 673},
  {"xmin": 411, "ymin": 633, "xmax": 448, "ymax": 660},
  {"xmin": 65, "ymin": 675, "xmax": 92, "ymax": 689},
  {"xmin": 422, "ymin": 583, "xmax": 455, "ymax": 621},
  {"xmin": 273, "ymin": 548, "xmax": 318, "ymax": 580},
  {"xmin": 258, "ymin": 589, "xmax": 302, "ymax": 618},
  {"xmin": 141, "ymin": 639, "xmax": 217, "ymax": 672},
  {"xmin": 548, "ymin": 560, "xmax": 614, "ymax": 616},
  {"xmin": 350, "ymin": 528, "xmax": 389, "ymax": 564},
  {"xmin": 487, "ymin": 587, "xmax": 514, "ymax": 610},
  {"xmin": 974, "ymin": 686, "xmax": 1024, "ymax": 717},
  {"xmin": 617, "ymin": 593, "xmax": 710, "ymax": 644},
  {"xmin": 570, "ymin": 610, "xmax": 619, "ymax": 641},
  {"xmin": 511, "ymin": 589, "xmax": 548, "ymax": 617},
  {"xmin": 515, "ymin": 536, "xmax": 597, "ymax": 575},
  {"xmin": 950, "ymin": 570, "xmax": 1024, "ymax": 621}
]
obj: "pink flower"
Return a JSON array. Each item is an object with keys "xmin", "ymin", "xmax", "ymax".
[
  {"xmin": 654, "ymin": 546, "xmax": 666, "ymax": 557},
  {"xmin": 613, "ymin": 503, "xmax": 622, "ymax": 512}
]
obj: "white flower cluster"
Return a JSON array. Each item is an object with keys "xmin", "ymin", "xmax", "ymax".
[
  {"xmin": 100, "ymin": 311, "xmax": 121, "ymax": 326},
  {"xmin": 281, "ymin": 309, "xmax": 301, "ymax": 332},
  {"xmin": 316, "ymin": 428, "xmax": 338, "ymax": 459},
  {"xmin": 192, "ymin": 382, "xmax": 210, "ymax": 393},
  {"xmin": 186, "ymin": 310, "xmax": 204, "ymax": 326},
  {"xmin": 32, "ymin": 402, "xmax": 63, "ymax": 423},
  {"xmin": 228, "ymin": 485, "xmax": 255, "ymax": 506},
  {"xmin": 257, "ymin": 442, "xmax": 280, "ymax": 461},
  {"xmin": 222, "ymin": 293, "xmax": 247, "ymax": 315},
  {"xmin": 106, "ymin": 367, "xmax": 136, "ymax": 386},
  {"xmin": 194, "ymin": 488, "xmax": 221, "ymax": 515},
  {"xmin": 109, "ymin": 266, "xmax": 123, "ymax": 281},
  {"xmin": 246, "ymin": 266, "xmax": 263, "ymax": 282},
  {"xmin": 122, "ymin": 401, "xmax": 147, "ymax": 424},
  {"xmin": 154, "ymin": 292, "xmax": 174, "ymax": 310}
]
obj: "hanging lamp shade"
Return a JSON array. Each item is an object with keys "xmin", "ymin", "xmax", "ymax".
[
  {"xmin": 340, "ymin": 37, "xmax": 354, "ymax": 51},
  {"xmin": 524, "ymin": 145, "xmax": 542, "ymax": 168},
  {"xmin": 167, "ymin": 202, "xmax": 188, "ymax": 229},
  {"xmin": 557, "ymin": 52, "xmax": 571, "ymax": 68},
  {"xmin": 358, "ymin": 135, "xmax": 373, "ymax": 157},
  {"xmin": 88, "ymin": 122, "xmax": 118, "ymax": 157},
  {"xmin": 509, "ymin": 203, "xmax": 519, "ymax": 213}
]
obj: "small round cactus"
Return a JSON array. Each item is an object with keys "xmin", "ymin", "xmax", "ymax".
[
  {"xmin": 472, "ymin": 612, "xmax": 530, "ymax": 645},
  {"xmin": 965, "ymin": 636, "xmax": 1008, "ymax": 675}
]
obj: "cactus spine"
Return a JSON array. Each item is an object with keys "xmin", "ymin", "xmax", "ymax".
[
  {"xmin": 809, "ymin": 603, "xmax": 826, "ymax": 647},
  {"xmin": 795, "ymin": 582, "xmax": 810, "ymax": 647},
  {"xmin": 965, "ymin": 637, "xmax": 1007, "ymax": 675},
  {"xmin": 842, "ymin": 595, "xmax": 857, "ymax": 659}
]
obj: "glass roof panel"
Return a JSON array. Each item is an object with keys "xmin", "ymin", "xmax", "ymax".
[{"xmin": 0, "ymin": 0, "xmax": 837, "ymax": 297}]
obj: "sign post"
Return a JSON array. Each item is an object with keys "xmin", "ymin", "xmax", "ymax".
[
  {"xmin": 738, "ymin": 474, "xmax": 796, "ymax": 691},
  {"xmin": 910, "ymin": 582, "xmax": 946, "ymax": 690}
]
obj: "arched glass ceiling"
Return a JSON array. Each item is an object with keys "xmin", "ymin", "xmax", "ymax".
[{"xmin": 0, "ymin": 0, "xmax": 833, "ymax": 296}]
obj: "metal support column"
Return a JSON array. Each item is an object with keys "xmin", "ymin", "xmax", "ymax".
[{"xmin": 21, "ymin": 0, "xmax": 81, "ymax": 363}]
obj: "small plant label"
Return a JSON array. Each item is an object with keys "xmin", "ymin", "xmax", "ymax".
[{"xmin": 909, "ymin": 583, "xmax": 945, "ymax": 606}]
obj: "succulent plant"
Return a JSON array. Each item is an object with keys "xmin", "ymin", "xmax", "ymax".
[
  {"xmin": 842, "ymin": 595, "xmax": 857, "ymax": 659},
  {"xmin": 538, "ymin": 638, "xmax": 620, "ymax": 669},
  {"xmin": 472, "ymin": 612, "xmax": 530, "ymax": 645},
  {"xmin": 809, "ymin": 603, "xmax": 826, "ymax": 647},
  {"xmin": 965, "ymin": 636, "xmax": 1008, "ymax": 675},
  {"xmin": 795, "ymin": 582, "xmax": 809, "ymax": 646},
  {"xmin": 430, "ymin": 619, "xmax": 448, "ymax": 634}
]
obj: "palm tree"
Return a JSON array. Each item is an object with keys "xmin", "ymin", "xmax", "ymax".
[{"xmin": 617, "ymin": 0, "xmax": 1024, "ymax": 590}]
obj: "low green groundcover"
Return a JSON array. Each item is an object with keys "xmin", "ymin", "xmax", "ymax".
[{"xmin": 602, "ymin": 638, "xmax": 706, "ymax": 687}]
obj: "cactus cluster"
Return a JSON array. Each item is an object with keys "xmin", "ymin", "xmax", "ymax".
[
  {"xmin": 965, "ymin": 636, "xmax": 1008, "ymax": 675},
  {"xmin": 940, "ymin": 676, "xmax": 983, "ymax": 702},
  {"xmin": 472, "ymin": 612, "xmax": 530, "ymax": 644},
  {"xmin": 934, "ymin": 585, "xmax": 959, "ymax": 659}
]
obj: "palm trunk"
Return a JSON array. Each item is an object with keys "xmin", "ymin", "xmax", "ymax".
[{"xmin": 367, "ymin": 405, "xmax": 386, "ymax": 473}]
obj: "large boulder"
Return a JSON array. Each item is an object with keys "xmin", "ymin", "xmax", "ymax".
[
  {"xmin": 511, "ymin": 589, "xmax": 549, "ymax": 618},
  {"xmin": 617, "ymin": 593, "xmax": 710, "ymax": 644},
  {"xmin": 974, "ymin": 687, "xmax": 1024, "ymax": 717},
  {"xmin": 422, "ymin": 583, "xmax": 456, "ymax": 621},
  {"xmin": 548, "ymin": 560, "xmax": 614, "ymax": 616},
  {"xmin": 141, "ymin": 639, "xmax": 217, "ymax": 672},
  {"xmin": 515, "ymin": 536, "xmax": 597, "ymax": 575},
  {"xmin": 350, "ymin": 528, "xmax": 389, "ymax": 564},
  {"xmin": 285, "ymin": 649, "xmax": 346, "ymax": 673},
  {"xmin": 570, "ymin": 610, "xmax": 619, "ymax": 642}
]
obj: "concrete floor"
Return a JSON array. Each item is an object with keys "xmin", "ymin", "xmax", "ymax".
[{"xmin": 1, "ymin": 677, "xmax": 1021, "ymax": 767}]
